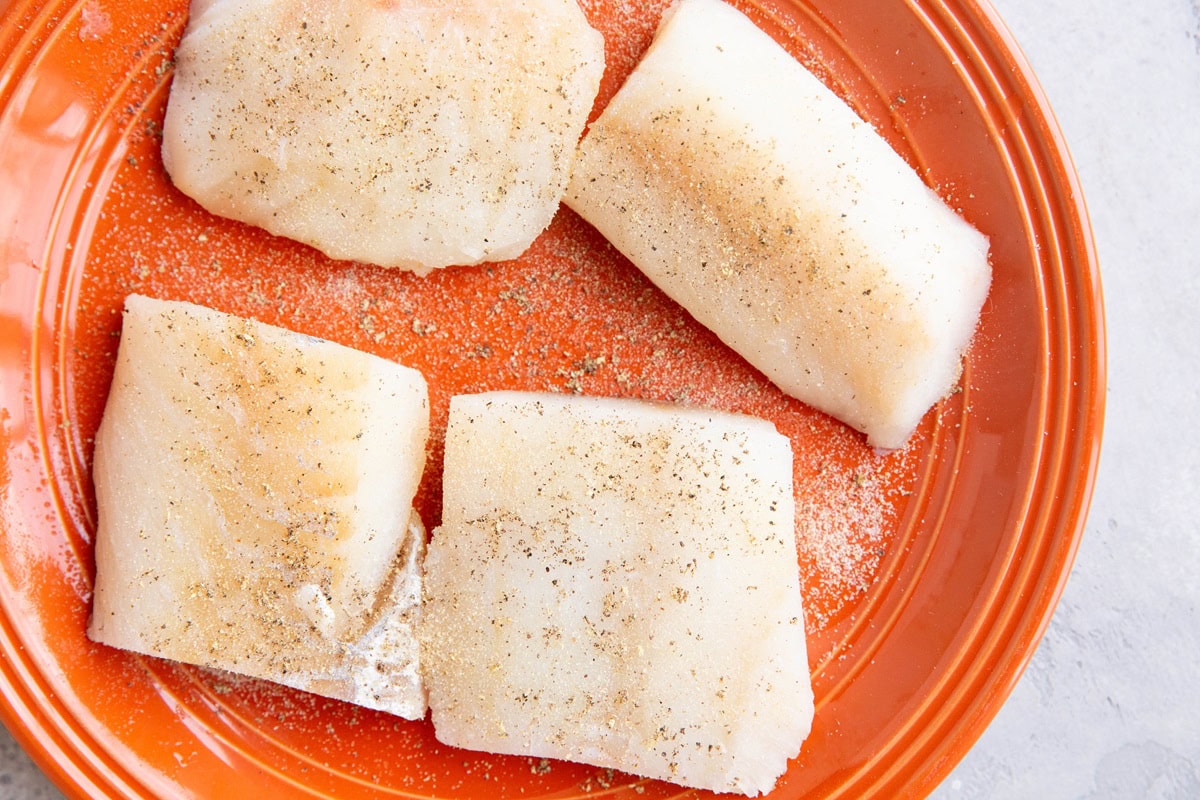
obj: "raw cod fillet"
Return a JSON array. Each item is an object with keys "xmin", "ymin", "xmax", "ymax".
[
  {"xmin": 162, "ymin": 0, "xmax": 605, "ymax": 272},
  {"xmin": 88, "ymin": 295, "xmax": 430, "ymax": 719},
  {"xmin": 565, "ymin": 0, "xmax": 992, "ymax": 449},
  {"xmin": 422, "ymin": 392, "xmax": 813, "ymax": 796}
]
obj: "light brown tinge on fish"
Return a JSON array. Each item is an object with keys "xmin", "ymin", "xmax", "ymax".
[
  {"xmin": 88, "ymin": 296, "xmax": 428, "ymax": 718},
  {"xmin": 576, "ymin": 104, "xmax": 928, "ymax": 426}
]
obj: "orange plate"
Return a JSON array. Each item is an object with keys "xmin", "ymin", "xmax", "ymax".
[{"xmin": 0, "ymin": 0, "xmax": 1103, "ymax": 797}]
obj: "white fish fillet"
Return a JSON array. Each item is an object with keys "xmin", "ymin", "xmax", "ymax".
[
  {"xmin": 162, "ymin": 0, "xmax": 605, "ymax": 272},
  {"xmin": 565, "ymin": 0, "xmax": 991, "ymax": 449},
  {"xmin": 88, "ymin": 295, "xmax": 430, "ymax": 719},
  {"xmin": 422, "ymin": 392, "xmax": 813, "ymax": 796}
]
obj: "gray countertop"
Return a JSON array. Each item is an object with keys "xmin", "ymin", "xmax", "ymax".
[{"xmin": 3, "ymin": 0, "xmax": 1197, "ymax": 797}]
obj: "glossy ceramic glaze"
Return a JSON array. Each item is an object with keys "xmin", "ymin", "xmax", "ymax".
[{"xmin": 0, "ymin": 0, "xmax": 1104, "ymax": 797}]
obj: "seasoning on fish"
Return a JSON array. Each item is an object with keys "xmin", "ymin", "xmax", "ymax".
[
  {"xmin": 88, "ymin": 294, "xmax": 430, "ymax": 719},
  {"xmin": 422, "ymin": 391, "xmax": 813, "ymax": 796},
  {"xmin": 566, "ymin": 0, "xmax": 991, "ymax": 449},
  {"xmin": 162, "ymin": 0, "xmax": 605, "ymax": 272}
]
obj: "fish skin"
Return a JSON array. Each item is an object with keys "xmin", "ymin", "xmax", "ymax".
[
  {"xmin": 88, "ymin": 294, "xmax": 430, "ymax": 719},
  {"xmin": 423, "ymin": 391, "xmax": 813, "ymax": 796}
]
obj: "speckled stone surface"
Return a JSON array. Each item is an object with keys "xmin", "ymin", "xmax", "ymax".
[
  {"xmin": 0, "ymin": 726, "xmax": 62, "ymax": 799},
  {"xmin": 2, "ymin": 0, "xmax": 1197, "ymax": 798}
]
